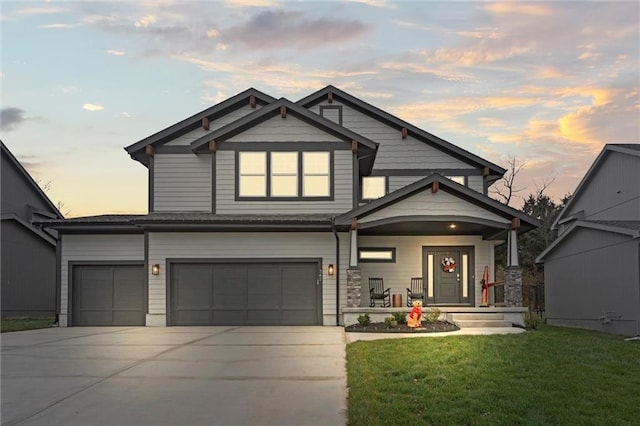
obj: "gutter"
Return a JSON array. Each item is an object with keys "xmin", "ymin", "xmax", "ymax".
[{"xmin": 331, "ymin": 217, "xmax": 340, "ymax": 326}]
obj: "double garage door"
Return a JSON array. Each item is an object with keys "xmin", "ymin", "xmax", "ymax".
[{"xmin": 170, "ymin": 262, "xmax": 320, "ymax": 326}]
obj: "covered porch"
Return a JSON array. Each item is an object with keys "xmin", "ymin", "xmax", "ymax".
[{"xmin": 335, "ymin": 175, "xmax": 538, "ymax": 328}]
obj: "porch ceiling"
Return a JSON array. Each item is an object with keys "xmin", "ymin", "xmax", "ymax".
[{"xmin": 358, "ymin": 217, "xmax": 508, "ymax": 239}]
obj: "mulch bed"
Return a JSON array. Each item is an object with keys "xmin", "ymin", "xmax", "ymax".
[{"xmin": 345, "ymin": 321, "xmax": 459, "ymax": 333}]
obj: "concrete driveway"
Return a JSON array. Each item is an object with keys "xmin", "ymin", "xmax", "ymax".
[{"xmin": 1, "ymin": 326, "xmax": 347, "ymax": 426}]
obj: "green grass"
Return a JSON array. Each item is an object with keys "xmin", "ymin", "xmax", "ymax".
[
  {"xmin": 1, "ymin": 317, "xmax": 56, "ymax": 333},
  {"xmin": 347, "ymin": 325, "xmax": 640, "ymax": 425}
]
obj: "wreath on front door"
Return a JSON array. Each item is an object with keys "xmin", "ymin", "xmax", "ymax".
[{"xmin": 441, "ymin": 257, "xmax": 456, "ymax": 273}]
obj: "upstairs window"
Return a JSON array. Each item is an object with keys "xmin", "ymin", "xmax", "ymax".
[
  {"xmin": 303, "ymin": 152, "xmax": 330, "ymax": 197},
  {"xmin": 362, "ymin": 176, "xmax": 387, "ymax": 200},
  {"xmin": 239, "ymin": 152, "xmax": 266, "ymax": 197},
  {"xmin": 271, "ymin": 152, "xmax": 298, "ymax": 197},
  {"xmin": 320, "ymin": 105, "xmax": 342, "ymax": 125},
  {"xmin": 237, "ymin": 151, "xmax": 332, "ymax": 200}
]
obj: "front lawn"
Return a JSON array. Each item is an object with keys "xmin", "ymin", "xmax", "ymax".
[
  {"xmin": 1, "ymin": 317, "xmax": 56, "ymax": 333},
  {"xmin": 347, "ymin": 325, "xmax": 640, "ymax": 425}
]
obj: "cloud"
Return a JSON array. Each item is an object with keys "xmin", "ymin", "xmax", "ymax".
[
  {"xmin": 134, "ymin": 15, "xmax": 157, "ymax": 28},
  {"xmin": 484, "ymin": 3, "xmax": 554, "ymax": 16},
  {"xmin": 16, "ymin": 7, "xmax": 66, "ymax": 15},
  {"xmin": 221, "ymin": 10, "xmax": 371, "ymax": 50},
  {"xmin": 40, "ymin": 23, "xmax": 73, "ymax": 29},
  {"xmin": 224, "ymin": 0, "xmax": 279, "ymax": 7},
  {"xmin": 1, "ymin": 108, "xmax": 28, "ymax": 131},
  {"xmin": 82, "ymin": 103, "xmax": 104, "ymax": 111},
  {"xmin": 347, "ymin": 0, "xmax": 396, "ymax": 8},
  {"xmin": 107, "ymin": 49, "xmax": 126, "ymax": 56},
  {"xmin": 59, "ymin": 85, "xmax": 80, "ymax": 95},
  {"xmin": 206, "ymin": 29, "xmax": 219, "ymax": 38}
]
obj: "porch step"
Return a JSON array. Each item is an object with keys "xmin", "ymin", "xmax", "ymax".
[
  {"xmin": 453, "ymin": 319, "xmax": 513, "ymax": 328},
  {"xmin": 449, "ymin": 313, "xmax": 512, "ymax": 328}
]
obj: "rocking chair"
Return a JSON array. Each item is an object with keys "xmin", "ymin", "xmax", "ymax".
[
  {"xmin": 406, "ymin": 277, "xmax": 425, "ymax": 307},
  {"xmin": 369, "ymin": 277, "xmax": 391, "ymax": 307}
]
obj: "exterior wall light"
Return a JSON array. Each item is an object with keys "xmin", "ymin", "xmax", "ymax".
[
  {"xmin": 328, "ymin": 264, "xmax": 335, "ymax": 276},
  {"xmin": 449, "ymin": 223, "xmax": 457, "ymax": 229},
  {"xmin": 152, "ymin": 264, "xmax": 160, "ymax": 275}
]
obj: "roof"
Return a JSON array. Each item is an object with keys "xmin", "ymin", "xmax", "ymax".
[
  {"xmin": 1, "ymin": 141, "xmax": 63, "ymax": 219},
  {"xmin": 536, "ymin": 219, "xmax": 640, "ymax": 263},
  {"xmin": 37, "ymin": 213, "xmax": 338, "ymax": 232},
  {"xmin": 552, "ymin": 143, "xmax": 640, "ymax": 230},
  {"xmin": 190, "ymin": 98, "xmax": 379, "ymax": 174},
  {"xmin": 335, "ymin": 174, "xmax": 539, "ymax": 235},
  {"xmin": 297, "ymin": 85, "xmax": 506, "ymax": 180},
  {"xmin": 1, "ymin": 213, "xmax": 57, "ymax": 246},
  {"xmin": 125, "ymin": 88, "xmax": 276, "ymax": 166}
]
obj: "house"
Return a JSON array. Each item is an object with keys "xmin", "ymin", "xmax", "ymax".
[
  {"xmin": 537, "ymin": 144, "xmax": 640, "ymax": 336},
  {"xmin": 40, "ymin": 86, "xmax": 538, "ymax": 327},
  {"xmin": 1, "ymin": 141, "xmax": 63, "ymax": 318}
]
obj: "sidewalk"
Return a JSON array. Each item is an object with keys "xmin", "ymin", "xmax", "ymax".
[{"xmin": 345, "ymin": 326, "xmax": 525, "ymax": 342}]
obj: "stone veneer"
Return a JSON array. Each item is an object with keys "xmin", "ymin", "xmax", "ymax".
[
  {"xmin": 504, "ymin": 266, "xmax": 523, "ymax": 307},
  {"xmin": 346, "ymin": 267, "xmax": 362, "ymax": 307}
]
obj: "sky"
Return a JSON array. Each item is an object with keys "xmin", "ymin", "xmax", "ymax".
[{"xmin": 1, "ymin": 0, "xmax": 638, "ymax": 218}]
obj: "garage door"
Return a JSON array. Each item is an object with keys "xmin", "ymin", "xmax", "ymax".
[
  {"xmin": 170, "ymin": 262, "xmax": 320, "ymax": 326},
  {"xmin": 72, "ymin": 265, "xmax": 145, "ymax": 326}
]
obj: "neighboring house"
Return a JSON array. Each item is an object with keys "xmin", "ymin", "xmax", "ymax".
[
  {"xmin": 537, "ymin": 144, "xmax": 640, "ymax": 336},
  {"xmin": 40, "ymin": 86, "xmax": 538, "ymax": 327},
  {"xmin": 1, "ymin": 141, "xmax": 63, "ymax": 317}
]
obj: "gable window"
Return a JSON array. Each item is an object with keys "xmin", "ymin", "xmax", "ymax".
[
  {"xmin": 358, "ymin": 247, "xmax": 396, "ymax": 263},
  {"xmin": 320, "ymin": 105, "xmax": 342, "ymax": 125},
  {"xmin": 271, "ymin": 152, "xmax": 298, "ymax": 197},
  {"xmin": 362, "ymin": 176, "xmax": 387, "ymax": 200},
  {"xmin": 303, "ymin": 152, "xmax": 330, "ymax": 197},
  {"xmin": 237, "ymin": 151, "xmax": 332, "ymax": 200},
  {"xmin": 446, "ymin": 176, "xmax": 466, "ymax": 185},
  {"xmin": 239, "ymin": 152, "xmax": 266, "ymax": 197}
]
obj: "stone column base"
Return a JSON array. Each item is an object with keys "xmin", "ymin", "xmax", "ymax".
[
  {"xmin": 505, "ymin": 266, "xmax": 523, "ymax": 307},
  {"xmin": 346, "ymin": 267, "xmax": 362, "ymax": 308}
]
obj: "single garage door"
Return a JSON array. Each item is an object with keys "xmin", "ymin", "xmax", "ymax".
[
  {"xmin": 72, "ymin": 265, "xmax": 145, "ymax": 326},
  {"xmin": 171, "ymin": 262, "xmax": 320, "ymax": 326}
]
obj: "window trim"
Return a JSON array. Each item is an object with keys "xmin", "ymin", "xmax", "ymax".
[
  {"xmin": 360, "ymin": 175, "xmax": 388, "ymax": 202},
  {"xmin": 358, "ymin": 247, "xmax": 396, "ymax": 263},
  {"xmin": 235, "ymin": 150, "xmax": 334, "ymax": 201}
]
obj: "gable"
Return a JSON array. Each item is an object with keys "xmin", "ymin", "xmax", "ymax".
[
  {"xmin": 226, "ymin": 114, "xmax": 342, "ymax": 143},
  {"xmin": 309, "ymin": 101, "xmax": 474, "ymax": 170},
  {"xmin": 556, "ymin": 145, "xmax": 640, "ymax": 228},
  {"xmin": 165, "ymin": 104, "xmax": 262, "ymax": 146},
  {"xmin": 359, "ymin": 188, "xmax": 510, "ymax": 225}
]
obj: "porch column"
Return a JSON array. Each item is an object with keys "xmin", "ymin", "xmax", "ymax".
[
  {"xmin": 505, "ymin": 218, "xmax": 522, "ymax": 307},
  {"xmin": 349, "ymin": 224, "xmax": 358, "ymax": 267}
]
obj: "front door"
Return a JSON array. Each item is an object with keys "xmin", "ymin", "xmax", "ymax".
[{"xmin": 423, "ymin": 247, "xmax": 473, "ymax": 305}]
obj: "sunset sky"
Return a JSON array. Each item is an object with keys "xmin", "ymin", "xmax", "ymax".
[{"xmin": 1, "ymin": 1, "xmax": 638, "ymax": 217}]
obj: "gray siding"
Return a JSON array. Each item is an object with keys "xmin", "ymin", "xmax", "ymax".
[
  {"xmin": 226, "ymin": 115, "xmax": 342, "ymax": 142},
  {"xmin": 467, "ymin": 175, "xmax": 483, "ymax": 193},
  {"xmin": 165, "ymin": 105, "xmax": 261, "ymax": 146},
  {"xmin": 216, "ymin": 150, "xmax": 352, "ymax": 214},
  {"xmin": 389, "ymin": 176, "xmax": 423, "ymax": 193},
  {"xmin": 148, "ymin": 232, "xmax": 350, "ymax": 326},
  {"xmin": 358, "ymin": 235, "xmax": 492, "ymax": 307},
  {"xmin": 1, "ymin": 221, "xmax": 56, "ymax": 317},
  {"xmin": 359, "ymin": 189, "xmax": 510, "ymax": 224},
  {"xmin": 1, "ymin": 152, "xmax": 54, "ymax": 220},
  {"xmin": 544, "ymin": 227, "xmax": 640, "ymax": 336},
  {"xmin": 565, "ymin": 151, "xmax": 640, "ymax": 221},
  {"xmin": 60, "ymin": 234, "xmax": 145, "ymax": 326},
  {"xmin": 309, "ymin": 101, "xmax": 475, "ymax": 170},
  {"xmin": 154, "ymin": 154, "xmax": 212, "ymax": 212}
]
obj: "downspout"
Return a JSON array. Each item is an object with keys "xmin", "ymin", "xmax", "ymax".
[{"xmin": 331, "ymin": 217, "xmax": 340, "ymax": 326}]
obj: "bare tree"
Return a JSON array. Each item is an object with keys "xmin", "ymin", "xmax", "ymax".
[{"xmin": 491, "ymin": 155, "xmax": 527, "ymax": 206}]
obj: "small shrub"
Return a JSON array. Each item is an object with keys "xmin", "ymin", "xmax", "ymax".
[
  {"xmin": 384, "ymin": 316, "xmax": 398, "ymax": 328},
  {"xmin": 392, "ymin": 312, "xmax": 407, "ymax": 324},
  {"xmin": 423, "ymin": 307, "xmax": 441, "ymax": 323},
  {"xmin": 357, "ymin": 313, "xmax": 371, "ymax": 327},
  {"xmin": 524, "ymin": 312, "xmax": 542, "ymax": 329}
]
